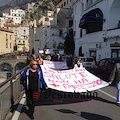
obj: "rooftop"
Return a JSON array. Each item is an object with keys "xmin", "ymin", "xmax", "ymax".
[
  {"xmin": 4, "ymin": 24, "xmax": 24, "ymax": 27},
  {"xmin": 0, "ymin": 27, "xmax": 13, "ymax": 33}
]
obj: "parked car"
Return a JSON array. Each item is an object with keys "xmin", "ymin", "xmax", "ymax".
[
  {"xmin": 92, "ymin": 58, "xmax": 120, "ymax": 82},
  {"xmin": 80, "ymin": 57, "xmax": 95, "ymax": 69}
]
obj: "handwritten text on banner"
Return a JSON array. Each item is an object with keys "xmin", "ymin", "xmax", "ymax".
[
  {"xmin": 41, "ymin": 66, "xmax": 109, "ymax": 92},
  {"xmin": 43, "ymin": 60, "xmax": 68, "ymax": 69}
]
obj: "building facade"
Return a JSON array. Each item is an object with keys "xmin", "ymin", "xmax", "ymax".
[
  {"xmin": 10, "ymin": 9, "xmax": 25, "ymax": 18},
  {"xmin": 29, "ymin": 8, "xmax": 73, "ymax": 55},
  {"xmin": 0, "ymin": 17, "xmax": 5, "ymax": 27},
  {"xmin": 3, "ymin": 10, "xmax": 22, "ymax": 25},
  {"xmin": 4, "ymin": 24, "xmax": 29, "ymax": 52},
  {"xmin": 73, "ymin": 0, "xmax": 120, "ymax": 61},
  {"xmin": 17, "ymin": 26, "xmax": 29, "ymax": 52},
  {"xmin": 0, "ymin": 27, "xmax": 14, "ymax": 55}
]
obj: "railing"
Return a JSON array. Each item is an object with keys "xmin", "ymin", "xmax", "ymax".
[{"xmin": 0, "ymin": 66, "xmax": 27, "ymax": 120}]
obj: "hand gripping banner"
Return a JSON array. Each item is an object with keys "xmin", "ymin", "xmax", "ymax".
[{"xmin": 41, "ymin": 66, "xmax": 109, "ymax": 93}]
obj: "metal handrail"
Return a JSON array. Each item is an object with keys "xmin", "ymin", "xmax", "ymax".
[
  {"xmin": 0, "ymin": 66, "xmax": 28, "ymax": 120},
  {"xmin": 0, "ymin": 66, "xmax": 28, "ymax": 88}
]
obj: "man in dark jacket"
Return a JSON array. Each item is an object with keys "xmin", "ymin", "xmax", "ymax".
[{"xmin": 109, "ymin": 63, "xmax": 120, "ymax": 106}]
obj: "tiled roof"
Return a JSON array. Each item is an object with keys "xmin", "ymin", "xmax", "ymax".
[
  {"xmin": 0, "ymin": 27, "xmax": 13, "ymax": 33},
  {"xmin": 4, "ymin": 24, "xmax": 24, "ymax": 27}
]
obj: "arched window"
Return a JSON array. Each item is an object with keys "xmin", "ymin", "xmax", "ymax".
[{"xmin": 0, "ymin": 63, "xmax": 12, "ymax": 71}]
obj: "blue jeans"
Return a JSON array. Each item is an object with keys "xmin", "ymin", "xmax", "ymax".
[{"xmin": 116, "ymin": 81, "xmax": 120, "ymax": 103}]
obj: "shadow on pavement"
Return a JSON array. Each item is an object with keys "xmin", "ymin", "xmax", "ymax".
[
  {"xmin": 93, "ymin": 96, "xmax": 116, "ymax": 105},
  {"xmin": 81, "ymin": 112, "xmax": 112, "ymax": 120},
  {"xmin": 55, "ymin": 109, "xmax": 112, "ymax": 120},
  {"xmin": 55, "ymin": 109, "xmax": 80, "ymax": 116}
]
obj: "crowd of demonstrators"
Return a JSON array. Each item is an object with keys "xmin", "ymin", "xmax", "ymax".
[{"xmin": 20, "ymin": 52, "xmax": 86, "ymax": 119}]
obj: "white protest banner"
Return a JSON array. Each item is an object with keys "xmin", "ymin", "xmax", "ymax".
[
  {"xmin": 43, "ymin": 60, "xmax": 68, "ymax": 69},
  {"xmin": 41, "ymin": 66, "xmax": 109, "ymax": 93}
]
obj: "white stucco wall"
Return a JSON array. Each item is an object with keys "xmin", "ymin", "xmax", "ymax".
[{"xmin": 73, "ymin": 0, "xmax": 120, "ymax": 61}]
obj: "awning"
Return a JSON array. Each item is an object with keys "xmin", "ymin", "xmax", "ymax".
[{"xmin": 79, "ymin": 8, "xmax": 103, "ymax": 29}]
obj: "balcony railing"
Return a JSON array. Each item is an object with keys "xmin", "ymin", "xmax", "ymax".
[{"xmin": 0, "ymin": 66, "xmax": 27, "ymax": 120}]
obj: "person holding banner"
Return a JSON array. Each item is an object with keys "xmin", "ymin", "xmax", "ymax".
[
  {"xmin": 21, "ymin": 60, "xmax": 48, "ymax": 119},
  {"xmin": 37, "ymin": 55, "xmax": 43, "ymax": 65},
  {"xmin": 74, "ymin": 59, "xmax": 84, "ymax": 69},
  {"xmin": 109, "ymin": 63, "xmax": 120, "ymax": 106}
]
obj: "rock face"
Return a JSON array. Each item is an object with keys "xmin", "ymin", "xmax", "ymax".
[{"xmin": 0, "ymin": 0, "xmax": 38, "ymax": 16}]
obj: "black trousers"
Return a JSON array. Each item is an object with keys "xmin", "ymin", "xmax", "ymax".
[{"xmin": 25, "ymin": 89, "xmax": 35, "ymax": 114}]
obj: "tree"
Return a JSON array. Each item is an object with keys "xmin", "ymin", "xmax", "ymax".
[{"xmin": 64, "ymin": 29, "xmax": 75, "ymax": 55}]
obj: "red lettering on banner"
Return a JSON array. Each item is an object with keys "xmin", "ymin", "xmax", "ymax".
[
  {"xmin": 48, "ymin": 79, "xmax": 55, "ymax": 83},
  {"xmin": 82, "ymin": 78, "xmax": 89, "ymax": 84},
  {"xmin": 62, "ymin": 80, "xmax": 69, "ymax": 84},
  {"xmin": 80, "ymin": 84, "xmax": 87, "ymax": 89},
  {"xmin": 71, "ymin": 73, "xmax": 78, "ymax": 79},
  {"xmin": 88, "ymin": 80, "xmax": 102, "ymax": 88},
  {"xmin": 56, "ymin": 71, "xmax": 63, "ymax": 74},
  {"xmin": 79, "ymin": 72, "xmax": 87, "ymax": 77},
  {"xmin": 55, "ymin": 80, "xmax": 62, "ymax": 84},
  {"xmin": 50, "ymin": 84, "xmax": 59, "ymax": 88},
  {"xmin": 44, "ymin": 72, "xmax": 51, "ymax": 77},
  {"xmin": 71, "ymin": 85, "xmax": 80, "ymax": 89},
  {"xmin": 51, "ymin": 74, "xmax": 59, "ymax": 80},
  {"xmin": 63, "ymin": 84, "xmax": 71, "ymax": 89},
  {"xmin": 96, "ymin": 79, "xmax": 102, "ymax": 85},
  {"xmin": 65, "ymin": 74, "xmax": 71, "ymax": 79},
  {"xmin": 74, "ymin": 80, "xmax": 82, "ymax": 84}
]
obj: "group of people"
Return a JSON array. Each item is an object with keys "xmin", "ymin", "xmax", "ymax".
[
  {"xmin": 21, "ymin": 53, "xmax": 84, "ymax": 119},
  {"xmin": 21, "ymin": 53, "xmax": 120, "ymax": 119}
]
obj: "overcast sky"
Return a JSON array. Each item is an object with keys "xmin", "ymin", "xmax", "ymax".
[{"xmin": 0, "ymin": 0, "xmax": 12, "ymax": 6}]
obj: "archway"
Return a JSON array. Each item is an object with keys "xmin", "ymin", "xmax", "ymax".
[
  {"xmin": 0, "ymin": 63, "xmax": 12, "ymax": 79},
  {"xmin": 15, "ymin": 62, "xmax": 27, "ymax": 73}
]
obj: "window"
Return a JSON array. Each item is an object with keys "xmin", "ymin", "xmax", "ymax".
[
  {"xmin": 112, "ymin": 49, "xmax": 120, "ymax": 58},
  {"xmin": 69, "ymin": 20, "xmax": 73, "ymax": 27},
  {"xmin": 10, "ymin": 35, "xmax": 12, "ymax": 40},
  {"xmin": 24, "ymin": 30, "xmax": 26, "ymax": 34},
  {"xmin": 80, "ymin": 29, "xmax": 82, "ymax": 38},
  {"xmin": 67, "ymin": 0, "xmax": 68, "ymax": 4},
  {"xmin": 10, "ymin": 43, "xmax": 12, "ymax": 48},
  {"xmin": 15, "ymin": 32, "xmax": 17, "ymax": 36},
  {"xmin": 45, "ymin": 17, "xmax": 49, "ymax": 21},
  {"xmin": 24, "ymin": 36, "xmax": 26, "ymax": 39},
  {"xmin": 6, "ymin": 34, "xmax": 7, "ymax": 39},
  {"xmin": 86, "ymin": 24, "xmax": 102, "ymax": 34},
  {"xmin": 64, "ymin": 2, "xmax": 66, "ymax": 6},
  {"xmin": 23, "ymin": 41, "xmax": 25, "ymax": 44},
  {"xmin": 6, "ymin": 39, "xmax": 8, "ymax": 48}
]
